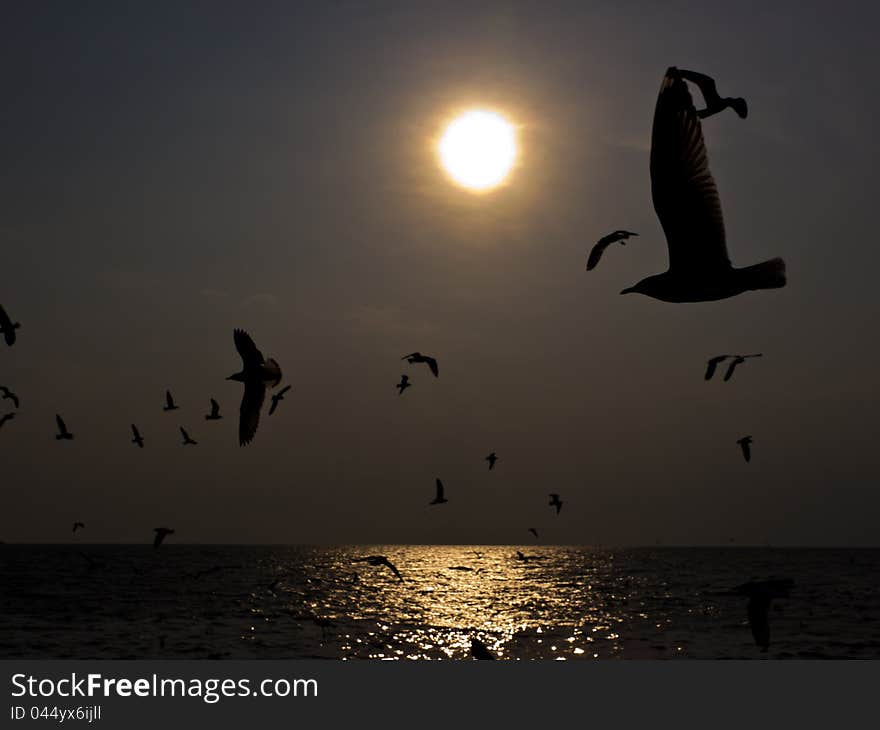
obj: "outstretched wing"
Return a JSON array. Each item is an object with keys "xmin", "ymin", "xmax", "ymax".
[
  {"xmin": 705, "ymin": 356, "xmax": 726, "ymax": 380},
  {"xmin": 0, "ymin": 304, "xmax": 10, "ymax": 329},
  {"xmin": 56, "ymin": 414, "xmax": 66, "ymax": 433},
  {"xmin": 234, "ymin": 329, "xmax": 265, "ymax": 367},
  {"xmin": 426, "ymin": 357, "xmax": 439, "ymax": 377},
  {"xmin": 435, "ymin": 478, "xmax": 444, "ymax": 500},
  {"xmin": 651, "ymin": 68, "xmax": 730, "ymax": 273},
  {"xmin": 383, "ymin": 558, "xmax": 404, "ymax": 582},
  {"xmin": 586, "ymin": 239, "xmax": 611, "ymax": 271},
  {"xmin": 723, "ymin": 358, "xmax": 741, "ymax": 382},
  {"xmin": 165, "ymin": 390, "xmax": 175, "ymax": 408},
  {"xmin": 153, "ymin": 531, "xmax": 164, "ymax": 549},
  {"xmin": 239, "ymin": 381, "xmax": 266, "ymax": 446},
  {"xmin": 131, "ymin": 424, "xmax": 140, "ymax": 438}
]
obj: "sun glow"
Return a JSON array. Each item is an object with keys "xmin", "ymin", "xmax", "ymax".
[{"xmin": 438, "ymin": 110, "xmax": 517, "ymax": 192}]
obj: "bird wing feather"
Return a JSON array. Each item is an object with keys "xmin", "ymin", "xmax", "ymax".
[
  {"xmin": 239, "ymin": 380, "xmax": 266, "ymax": 446},
  {"xmin": 234, "ymin": 329, "xmax": 265, "ymax": 367}
]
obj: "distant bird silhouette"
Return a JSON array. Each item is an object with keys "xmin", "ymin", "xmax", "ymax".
[
  {"xmin": 430, "ymin": 478, "xmax": 448, "ymax": 505},
  {"xmin": 586, "ymin": 230, "xmax": 638, "ymax": 271},
  {"xmin": 516, "ymin": 550, "xmax": 529, "ymax": 562},
  {"xmin": 470, "ymin": 638, "xmax": 496, "ymax": 660},
  {"xmin": 153, "ymin": 527, "xmax": 174, "ymax": 549},
  {"xmin": 548, "ymin": 493, "xmax": 563, "ymax": 515},
  {"xmin": 0, "ymin": 386, "xmax": 19, "ymax": 409},
  {"xmin": 180, "ymin": 427, "xmax": 197, "ymax": 446},
  {"xmin": 131, "ymin": 424, "xmax": 144, "ymax": 448},
  {"xmin": 55, "ymin": 415, "xmax": 73, "ymax": 440},
  {"xmin": 0, "ymin": 412, "xmax": 15, "ymax": 429},
  {"xmin": 402, "ymin": 352, "xmax": 439, "ymax": 377},
  {"xmin": 528, "ymin": 528, "xmax": 539, "ymax": 539},
  {"xmin": 396, "ymin": 374, "xmax": 411, "ymax": 395},
  {"xmin": 678, "ymin": 68, "xmax": 748, "ymax": 119},
  {"xmin": 163, "ymin": 390, "xmax": 179, "ymax": 412},
  {"xmin": 737, "ymin": 435, "xmax": 753, "ymax": 462},
  {"xmin": 0, "ymin": 304, "xmax": 21, "ymax": 346},
  {"xmin": 352, "ymin": 555, "xmax": 404, "ymax": 582},
  {"xmin": 704, "ymin": 355, "xmax": 731, "ymax": 380},
  {"xmin": 734, "ymin": 579, "xmax": 793, "ymax": 651},
  {"xmin": 205, "ymin": 398, "xmax": 222, "ymax": 420},
  {"xmin": 269, "ymin": 385, "xmax": 291, "ymax": 415},
  {"xmin": 72, "ymin": 522, "xmax": 85, "ymax": 533},
  {"xmin": 227, "ymin": 329, "xmax": 282, "ymax": 446},
  {"xmin": 723, "ymin": 354, "xmax": 762, "ymax": 382},
  {"xmin": 485, "ymin": 452, "xmax": 498, "ymax": 470},
  {"xmin": 620, "ymin": 67, "xmax": 785, "ymax": 302}
]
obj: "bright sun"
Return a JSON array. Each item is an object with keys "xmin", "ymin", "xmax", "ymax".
[{"xmin": 438, "ymin": 110, "xmax": 517, "ymax": 192}]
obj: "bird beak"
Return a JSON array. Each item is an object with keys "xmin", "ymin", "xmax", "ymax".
[{"xmin": 620, "ymin": 287, "xmax": 635, "ymax": 295}]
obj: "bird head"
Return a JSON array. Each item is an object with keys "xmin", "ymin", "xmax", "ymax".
[{"xmin": 226, "ymin": 372, "xmax": 245, "ymax": 382}]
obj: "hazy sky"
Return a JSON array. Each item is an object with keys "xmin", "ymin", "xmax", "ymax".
[{"xmin": 2, "ymin": 1, "xmax": 878, "ymax": 545}]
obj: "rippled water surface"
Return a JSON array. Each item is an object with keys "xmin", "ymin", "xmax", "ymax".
[{"xmin": 1, "ymin": 546, "xmax": 878, "ymax": 659}]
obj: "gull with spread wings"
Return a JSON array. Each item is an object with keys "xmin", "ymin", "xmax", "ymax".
[
  {"xmin": 352, "ymin": 555, "xmax": 404, "ymax": 583},
  {"xmin": 227, "ymin": 329, "xmax": 282, "ymax": 446},
  {"xmin": 586, "ymin": 230, "xmax": 638, "ymax": 271},
  {"xmin": 0, "ymin": 386, "xmax": 19, "ymax": 409},
  {"xmin": 402, "ymin": 352, "xmax": 439, "ymax": 377}
]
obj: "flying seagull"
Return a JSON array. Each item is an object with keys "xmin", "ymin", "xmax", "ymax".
[
  {"xmin": 734, "ymin": 578, "xmax": 793, "ymax": 652},
  {"xmin": 227, "ymin": 329, "xmax": 282, "ymax": 446},
  {"xmin": 528, "ymin": 528, "xmax": 539, "ymax": 539},
  {"xmin": 352, "ymin": 555, "xmax": 404, "ymax": 583},
  {"xmin": 72, "ymin": 522, "xmax": 85, "ymax": 532},
  {"xmin": 723, "ymin": 354, "xmax": 763, "ymax": 382},
  {"xmin": 586, "ymin": 230, "xmax": 638, "ymax": 271},
  {"xmin": 704, "ymin": 355, "xmax": 731, "ymax": 381},
  {"xmin": 55, "ymin": 414, "xmax": 74, "ymax": 440},
  {"xmin": 485, "ymin": 452, "xmax": 498, "ymax": 470},
  {"xmin": 402, "ymin": 352, "xmax": 439, "ymax": 377},
  {"xmin": 205, "ymin": 398, "xmax": 222, "ymax": 420},
  {"xmin": 430, "ymin": 478, "xmax": 448, "ymax": 505},
  {"xmin": 737, "ymin": 435, "xmax": 753, "ymax": 463},
  {"xmin": 516, "ymin": 550, "xmax": 530, "ymax": 562},
  {"xmin": 131, "ymin": 424, "xmax": 144, "ymax": 448},
  {"xmin": 0, "ymin": 304, "xmax": 21, "ymax": 346},
  {"xmin": 268, "ymin": 385, "xmax": 291, "ymax": 415},
  {"xmin": 396, "ymin": 374, "xmax": 411, "ymax": 395},
  {"xmin": 678, "ymin": 68, "xmax": 748, "ymax": 120},
  {"xmin": 163, "ymin": 390, "xmax": 179, "ymax": 412},
  {"xmin": 180, "ymin": 427, "xmax": 197, "ymax": 446},
  {"xmin": 0, "ymin": 386, "xmax": 19, "ymax": 409},
  {"xmin": 470, "ymin": 638, "xmax": 496, "ymax": 660},
  {"xmin": 153, "ymin": 527, "xmax": 175, "ymax": 549},
  {"xmin": 548, "ymin": 493, "xmax": 563, "ymax": 515},
  {"xmin": 0, "ymin": 413, "xmax": 15, "ymax": 429},
  {"xmin": 620, "ymin": 67, "xmax": 785, "ymax": 302}
]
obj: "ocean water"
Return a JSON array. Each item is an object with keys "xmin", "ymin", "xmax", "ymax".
[{"xmin": 0, "ymin": 546, "xmax": 878, "ymax": 660}]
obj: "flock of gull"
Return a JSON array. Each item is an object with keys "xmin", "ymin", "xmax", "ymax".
[{"xmin": 1, "ymin": 67, "xmax": 791, "ymax": 655}]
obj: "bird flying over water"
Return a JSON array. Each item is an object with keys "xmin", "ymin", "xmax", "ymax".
[
  {"xmin": 268, "ymin": 385, "xmax": 291, "ymax": 415},
  {"xmin": 227, "ymin": 329, "xmax": 282, "ymax": 446},
  {"xmin": 153, "ymin": 527, "xmax": 175, "ymax": 549},
  {"xmin": 678, "ymin": 68, "xmax": 748, "ymax": 119},
  {"xmin": 396, "ymin": 374, "xmax": 411, "ymax": 395},
  {"xmin": 352, "ymin": 555, "xmax": 404, "ymax": 582},
  {"xmin": 723, "ymin": 354, "xmax": 762, "ymax": 382},
  {"xmin": 548, "ymin": 493, "xmax": 563, "ymax": 515},
  {"xmin": 0, "ymin": 304, "xmax": 21, "ymax": 346},
  {"xmin": 55, "ymin": 415, "xmax": 73, "ymax": 440},
  {"xmin": 734, "ymin": 578, "xmax": 793, "ymax": 652},
  {"xmin": 0, "ymin": 413, "xmax": 15, "ymax": 429},
  {"xmin": 486, "ymin": 452, "xmax": 498, "ymax": 470},
  {"xmin": 72, "ymin": 522, "xmax": 85, "ymax": 532},
  {"xmin": 180, "ymin": 427, "xmax": 197, "ymax": 445},
  {"xmin": 470, "ymin": 638, "xmax": 496, "ymax": 660},
  {"xmin": 587, "ymin": 230, "xmax": 638, "ymax": 271},
  {"xmin": 402, "ymin": 352, "xmax": 439, "ymax": 377},
  {"xmin": 0, "ymin": 386, "xmax": 19, "ymax": 409},
  {"xmin": 205, "ymin": 398, "xmax": 222, "ymax": 420},
  {"xmin": 430, "ymin": 478, "xmax": 448, "ymax": 505},
  {"xmin": 737, "ymin": 436, "xmax": 753, "ymax": 462},
  {"xmin": 131, "ymin": 424, "xmax": 144, "ymax": 448},
  {"xmin": 528, "ymin": 528, "xmax": 539, "ymax": 539},
  {"xmin": 620, "ymin": 67, "xmax": 785, "ymax": 302},
  {"xmin": 163, "ymin": 390, "xmax": 179, "ymax": 412}
]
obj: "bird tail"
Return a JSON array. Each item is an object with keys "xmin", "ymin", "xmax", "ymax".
[{"xmin": 740, "ymin": 257, "xmax": 786, "ymax": 291}]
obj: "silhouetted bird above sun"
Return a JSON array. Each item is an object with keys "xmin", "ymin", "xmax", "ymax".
[
  {"xmin": 205, "ymin": 398, "xmax": 222, "ymax": 420},
  {"xmin": 352, "ymin": 555, "xmax": 404, "ymax": 582},
  {"xmin": 548, "ymin": 493, "xmax": 563, "ymax": 515},
  {"xmin": 470, "ymin": 637, "xmax": 496, "ymax": 660},
  {"xmin": 678, "ymin": 68, "xmax": 748, "ymax": 119},
  {"xmin": 402, "ymin": 352, "xmax": 439, "ymax": 377},
  {"xmin": 180, "ymin": 427, "xmax": 197, "ymax": 446},
  {"xmin": 485, "ymin": 452, "xmax": 498, "ymax": 470},
  {"xmin": 528, "ymin": 528, "xmax": 539, "ymax": 539},
  {"xmin": 723, "ymin": 354, "xmax": 762, "ymax": 382},
  {"xmin": 269, "ymin": 385, "xmax": 291, "ymax": 415},
  {"xmin": 0, "ymin": 304, "xmax": 21, "ymax": 346},
  {"xmin": 0, "ymin": 386, "xmax": 19, "ymax": 409},
  {"xmin": 621, "ymin": 67, "xmax": 785, "ymax": 302},
  {"xmin": 153, "ymin": 527, "xmax": 174, "ymax": 549},
  {"xmin": 734, "ymin": 578, "xmax": 793, "ymax": 652},
  {"xmin": 737, "ymin": 435, "xmax": 753, "ymax": 462},
  {"xmin": 163, "ymin": 390, "xmax": 179, "ymax": 412},
  {"xmin": 227, "ymin": 329, "xmax": 282, "ymax": 446},
  {"xmin": 0, "ymin": 412, "xmax": 15, "ymax": 429},
  {"xmin": 72, "ymin": 522, "xmax": 85, "ymax": 533},
  {"xmin": 587, "ymin": 230, "xmax": 638, "ymax": 271},
  {"xmin": 396, "ymin": 374, "xmax": 411, "ymax": 395},
  {"xmin": 55, "ymin": 415, "xmax": 73, "ymax": 441},
  {"xmin": 430, "ymin": 478, "xmax": 448, "ymax": 505}
]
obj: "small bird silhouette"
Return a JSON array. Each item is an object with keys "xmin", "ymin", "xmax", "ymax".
[
  {"xmin": 0, "ymin": 386, "xmax": 19, "ymax": 409},
  {"xmin": 528, "ymin": 528, "xmax": 539, "ymax": 539},
  {"xmin": 205, "ymin": 398, "xmax": 222, "ymax": 420},
  {"xmin": 737, "ymin": 436, "xmax": 753, "ymax": 462},
  {"xmin": 704, "ymin": 355, "xmax": 731, "ymax": 380},
  {"xmin": 485, "ymin": 452, "xmax": 498, "ymax": 470},
  {"xmin": 516, "ymin": 550, "xmax": 530, "ymax": 562},
  {"xmin": 0, "ymin": 304, "xmax": 21, "ymax": 346},
  {"xmin": 131, "ymin": 424, "xmax": 144, "ymax": 448},
  {"xmin": 678, "ymin": 68, "xmax": 748, "ymax": 119},
  {"xmin": 0, "ymin": 412, "xmax": 15, "ymax": 429},
  {"xmin": 723, "ymin": 354, "xmax": 763, "ymax": 382},
  {"xmin": 586, "ymin": 230, "xmax": 638, "ymax": 271},
  {"xmin": 402, "ymin": 352, "xmax": 439, "ymax": 377},
  {"xmin": 352, "ymin": 555, "xmax": 404, "ymax": 582},
  {"xmin": 548, "ymin": 493, "xmax": 563, "ymax": 515},
  {"xmin": 430, "ymin": 478, "xmax": 448, "ymax": 505},
  {"xmin": 734, "ymin": 578, "xmax": 793, "ymax": 652},
  {"xmin": 269, "ymin": 385, "xmax": 291, "ymax": 415},
  {"xmin": 55, "ymin": 415, "xmax": 73, "ymax": 440},
  {"xmin": 153, "ymin": 527, "xmax": 175, "ymax": 549},
  {"xmin": 163, "ymin": 390, "xmax": 179, "ymax": 412},
  {"xmin": 396, "ymin": 374, "xmax": 411, "ymax": 395},
  {"xmin": 228, "ymin": 329, "xmax": 282, "ymax": 446},
  {"xmin": 470, "ymin": 637, "xmax": 496, "ymax": 660},
  {"xmin": 180, "ymin": 427, "xmax": 197, "ymax": 445},
  {"xmin": 72, "ymin": 522, "xmax": 85, "ymax": 532}
]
